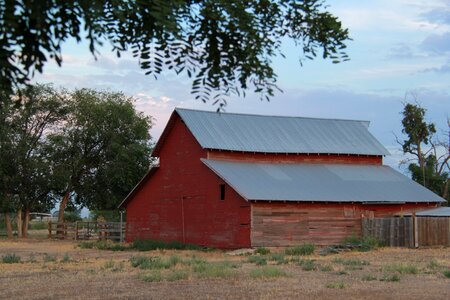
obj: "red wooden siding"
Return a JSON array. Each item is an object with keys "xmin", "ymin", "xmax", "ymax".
[
  {"xmin": 251, "ymin": 202, "xmax": 438, "ymax": 247},
  {"xmin": 207, "ymin": 150, "xmax": 382, "ymax": 165},
  {"xmin": 125, "ymin": 116, "xmax": 251, "ymax": 248}
]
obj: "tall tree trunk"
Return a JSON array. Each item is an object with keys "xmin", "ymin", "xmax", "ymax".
[
  {"xmin": 5, "ymin": 212, "xmax": 13, "ymax": 239},
  {"xmin": 57, "ymin": 190, "xmax": 70, "ymax": 236},
  {"xmin": 443, "ymin": 179, "xmax": 449, "ymax": 201},
  {"xmin": 16, "ymin": 208, "xmax": 22, "ymax": 238},
  {"xmin": 58, "ymin": 190, "xmax": 70, "ymax": 224},
  {"xmin": 22, "ymin": 206, "xmax": 30, "ymax": 238}
]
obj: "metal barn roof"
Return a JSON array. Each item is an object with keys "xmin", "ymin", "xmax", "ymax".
[
  {"xmin": 408, "ymin": 207, "xmax": 450, "ymax": 217},
  {"xmin": 176, "ymin": 108, "xmax": 390, "ymax": 156},
  {"xmin": 202, "ymin": 159, "xmax": 445, "ymax": 203}
]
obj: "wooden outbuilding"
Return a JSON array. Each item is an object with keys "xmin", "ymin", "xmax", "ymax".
[{"xmin": 119, "ymin": 108, "xmax": 445, "ymax": 248}]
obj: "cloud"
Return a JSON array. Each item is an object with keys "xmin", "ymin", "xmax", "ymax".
[{"xmin": 421, "ymin": 31, "xmax": 450, "ymax": 54}]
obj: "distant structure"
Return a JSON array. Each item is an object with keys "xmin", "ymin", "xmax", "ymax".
[{"xmin": 119, "ymin": 108, "xmax": 445, "ymax": 248}]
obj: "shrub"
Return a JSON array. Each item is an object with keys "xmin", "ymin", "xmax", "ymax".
[
  {"xmin": 255, "ymin": 247, "xmax": 270, "ymax": 255},
  {"xmin": 248, "ymin": 255, "xmax": 267, "ymax": 266},
  {"xmin": 61, "ymin": 253, "xmax": 71, "ymax": 263},
  {"xmin": 427, "ymin": 259, "xmax": 440, "ymax": 271},
  {"xmin": 2, "ymin": 253, "xmax": 21, "ymax": 264},
  {"xmin": 269, "ymin": 253, "xmax": 288, "ymax": 265},
  {"xmin": 320, "ymin": 264, "xmax": 333, "ymax": 272},
  {"xmin": 104, "ymin": 259, "xmax": 115, "ymax": 269},
  {"xmin": 326, "ymin": 281, "xmax": 345, "ymax": 289},
  {"xmin": 443, "ymin": 269, "xmax": 450, "ymax": 278},
  {"xmin": 285, "ymin": 244, "xmax": 315, "ymax": 256},
  {"xmin": 192, "ymin": 261, "xmax": 236, "ymax": 279},
  {"xmin": 78, "ymin": 240, "xmax": 127, "ymax": 251},
  {"xmin": 140, "ymin": 270, "xmax": 163, "ymax": 282},
  {"xmin": 250, "ymin": 266, "xmax": 288, "ymax": 279},
  {"xmin": 132, "ymin": 239, "xmax": 205, "ymax": 251},
  {"xmin": 333, "ymin": 258, "xmax": 370, "ymax": 267},
  {"xmin": 129, "ymin": 256, "xmax": 174, "ymax": 270}
]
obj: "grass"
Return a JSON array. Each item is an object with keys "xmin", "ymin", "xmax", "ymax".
[
  {"xmin": 2, "ymin": 253, "xmax": 21, "ymax": 264},
  {"xmin": 79, "ymin": 240, "xmax": 127, "ymax": 251},
  {"xmin": 326, "ymin": 281, "xmax": 345, "ymax": 289},
  {"xmin": 192, "ymin": 261, "xmax": 236, "ymax": 279},
  {"xmin": 297, "ymin": 259, "xmax": 316, "ymax": 271},
  {"xmin": 333, "ymin": 258, "xmax": 370, "ymax": 266},
  {"xmin": 248, "ymin": 255, "xmax": 267, "ymax": 266},
  {"xmin": 320, "ymin": 264, "xmax": 333, "ymax": 272},
  {"xmin": 269, "ymin": 253, "xmax": 288, "ymax": 265},
  {"xmin": 343, "ymin": 236, "xmax": 380, "ymax": 252},
  {"xmin": 129, "ymin": 255, "xmax": 178, "ymax": 270},
  {"xmin": 140, "ymin": 270, "xmax": 163, "ymax": 282},
  {"xmin": 250, "ymin": 266, "xmax": 288, "ymax": 279},
  {"xmin": 361, "ymin": 274, "xmax": 377, "ymax": 281},
  {"xmin": 255, "ymin": 247, "xmax": 270, "ymax": 255},
  {"xmin": 380, "ymin": 274, "xmax": 401, "ymax": 282},
  {"xmin": 166, "ymin": 269, "xmax": 189, "ymax": 281},
  {"xmin": 60, "ymin": 253, "xmax": 71, "ymax": 263},
  {"xmin": 284, "ymin": 244, "xmax": 315, "ymax": 256},
  {"xmin": 132, "ymin": 239, "xmax": 205, "ymax": 251},
  {"xmin": 29, "ymin": 221, "xmax": 48, "ymax": 230},
  {"xmin": 443, "ymin": 269, "xmax": 450, "ymax": 278},
  {"xmin": 384, "ymin": 263, "xmax": 419, "ymax": 275}
]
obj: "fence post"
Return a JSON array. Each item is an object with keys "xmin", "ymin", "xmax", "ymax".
[
  {"xmin": 413, "ymin": 213, "xmax": 419, "ymax": 248},
  {"xmin": 75, "ymin": 221, "xmax": 79, "ymax": 241},
  {"xmin": 120, "ymin": 210, "xmax": 124, "ymax": 243},
  {"xmin": 48, "ymin": 221, "xmax": 52, "ymax": 239}
]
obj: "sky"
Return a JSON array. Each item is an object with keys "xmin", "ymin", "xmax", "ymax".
[{"xmin": 33, "ymin": 0, "xmax": 450, "ymax": 173}]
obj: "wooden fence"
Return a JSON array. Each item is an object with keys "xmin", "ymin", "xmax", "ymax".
[
  {"xmin": 362, "ymin": 217, "xmax": 450, "ymax": 248},
  {"xmin": 48, "ymin": 221, "xmax": 125, "ymax": 242}
]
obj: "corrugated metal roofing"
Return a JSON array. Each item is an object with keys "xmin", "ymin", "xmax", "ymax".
[
  {"xmin": 406, "ymin": 207, "xmax": 450, "ymax": 217},
  {"xmin": 176, "ymin": 108, "xmax": 389, "ymax": 156},
  {"xmin": 202, "ymin": 159, "xmax": 445, "ymax": 203}
]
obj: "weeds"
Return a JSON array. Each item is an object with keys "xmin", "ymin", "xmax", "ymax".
[
  {"xmin": 379, "ymin": 274, "xmax": 400, "ymax": 282},
  {"xmin": 255, "ymin": 247, "xmax": 270, "ymax": 255},
  {"xmin": 132, "ymin": 239, "xmax": 205, "ymax": 251},
  {"xmin": 193, "ymin": 261, "xmax": 236, "ymax": 279},
  {"xmin": 297, "ymin": 259, "xmax": 316, "ymax": 271},
  {"xmin": 250, "ymin": 266, "xmax": 288, "ymax": 279},
  {"xmin": 326, "ymin": 281, "xmax": 345, "ymax": 289},
  {"xmin": 320, "ymin": 264, "xmax": 333, "ymax": 272},
  {"xmin": 61, "ymin": 253, "xmax": 71, "ymax": 263},
  {"xmin": 285, "ymin": 244, "xmax": 315, "ymax": 256},
  {"xmin": 140, "ymin": 270, "xmax": 163, "ymax": 282},
  {"xmin": 167, "ymin": 269, "xmax": 189, "ymax": 281},
  {"xmin": 129, "ymin": 256, "xmax": 176, "ymax": 270},
  {"xmin": 333, "ymin": 258, "xmax": 369, "ymax": 266},
  {"xmin": 43, "ymin": 253, "xmax": 57, "ymax": 262},
  {"xmin": 269, "ymin": 253, "xmax": 288, "ymax": 265},
  {"xmin": 343, "ymin": 236, "xmax": 380, "ymax": 252},
  {"xmin": 248, "ymin": 255, "xmax": 267, "ymax": 266},
  {"xmin": 1, "ymin": 253, "xmax": 21, "ymax": 264},
  {"xmin": 384, "ymin": 263, "xmax": 418, "ymax": 275},
  {"xmin": 361, "ymin": 274, "xmax": 377, "ymax": 281},
  {"xmin": 443, "ymin": 269, "xmax": 450, "ymax": 278}
]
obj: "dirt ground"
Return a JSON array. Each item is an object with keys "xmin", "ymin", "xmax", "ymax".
[{"xmin": 1, "ymin": 238, "xmax": 450, "ymax": 300}]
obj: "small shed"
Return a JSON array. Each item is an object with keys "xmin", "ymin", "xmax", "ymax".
[{"xmin": 120, "ymin": 108, "xmax": 445, "ymax": 248}]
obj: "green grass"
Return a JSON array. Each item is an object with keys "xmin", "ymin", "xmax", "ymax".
[
  {"xmin": 255, "ymin": 247, "xmax": 270, "ymax": 255},
  {"xmin": 427, "ymin": 259, "xmax": 440, "ymax": 271},
  {"xmin": 29, "ymin": 221, "xmax": 48, "ymax": 230},
  {"xmin": 140, "ymin": 270, "xmax": 163, "ymax": 282},
  {"xmin": 333, "ymin": 258, "xmax": 370, "ymax": 266},
  {"xmin": 443, "ymin": 269, "xmax": 450, "ymax": 278},
  {"xmin": 1, "ymin": 253, "xmax": 21, "ymax": 264},
  {"xmin": 343, "ymin": 236, "xmax": 380, "ymax": 252},
  {"xmin": 384, "ymin": 263, "xmax": 419, "ymax": 275},
  {"xmin": 284, "ymin": 244, "xmax": 315, "ymax": 256},
  {"xmin": 379, "ymin": 274, "xmax": 401, "ymax": 282},
  {"xmin": 250, "ymin": 266, "xmax": 288, "ymax": 279},
  {"xmin": 361, "ymin": 274, "xmax": 377, "ymax": 281},
  {"xmin": 320, "ymin": 264, "xmax": 333, "ymax": 272},
  {"xmin": 326, "ymin": 281, "xmax": 345, "ymax": 289},
  {"xmin": 132, "ymin": 239, "xmax": 205, "ymax": 251},
  {"xmin": 104, "ymin": 259, "xmax": 115, "ymax": 269},
  {"xmin": 248, "ymin": 255, "xmax": 267, "ymax": 266}
]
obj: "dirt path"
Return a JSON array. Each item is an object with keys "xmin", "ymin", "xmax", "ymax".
[{"xmin": 1, "ymin": 239, "xmax": 450, "ymax": 299}]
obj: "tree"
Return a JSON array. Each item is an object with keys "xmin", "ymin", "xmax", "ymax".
[
  {"xmin": 399, "ymin": 103, "xmax": 449, "ymax": 201},
  {"xmin": 0, "ymin": 84, "xmax": 69, "ymax": 237},
  {"xmin": 0, "ymin": 1, "xmax": 349, "ymax": 106},
  {"xmin": 46, "ymin": 89, "xmax": 152, "ymax": 223}
]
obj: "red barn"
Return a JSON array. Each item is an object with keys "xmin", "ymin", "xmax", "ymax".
[{"xmin": 119, "ymin": 108, "xmax": 445, "ymax": 248}]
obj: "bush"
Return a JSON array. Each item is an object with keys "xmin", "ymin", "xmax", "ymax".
[
  {"xmin": 78, "ymin": 240, "xmax": 127, "ymax": 251},
  {"xmin": 320, "ymin": 264, "xmax": 333, "ymax": 272},
  {"xmin": 361, "ymin": 274, "xmax": 377, "ymax": 281},
  {"xmin": 129, "ymin": 256, "xmax": 176, "ymax": 270},
  {"xmin": 2, "ymin": 253, "xmax": 21, "ymax": 264},
  {"xmin": 297, "ymin": 259, "xmax": 316, "ymax": 271},
  {"xmin": 384, "ymin": 263, "xmax": 418, "ymax": 275},
  {"xmin": 166, "ymin": 269, "xmax": 189, "ymax": 281},
  {"xmin": 60, "ymin": 253, "xmax": 71, "ymax": 263},
  {"xmin": 268, "ymin": 253, "xmax": 288, "ymax": 265},
  {"xmin": 250, "ymin": 266, "xmax": 287, "ymax": 279},
  {"xmin": 442, "ymin": 269, "xmax": 450, "ymax": 278},
  {"xmin": 285, "ymin": 244, "xmax": 315, "ymax": 256},
  {"xmin": 255, "ymin": 247, "xmax": 270, "ymax": 255},
  {"xmin": 140, "ymin": 270, "xmax": 163, "ymax": 282},
  {"xmin": 380, "ymin": 274, "xmax": 400, "ymax": 282}
]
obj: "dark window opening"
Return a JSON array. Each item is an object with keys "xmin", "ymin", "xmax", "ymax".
[{"xmin": 220, "ymin": 184, "xmax": 225, "ymax": 200}]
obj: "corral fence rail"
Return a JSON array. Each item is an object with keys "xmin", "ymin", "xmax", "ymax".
[
  {"xmin": 362, "ymin": 216, "xmax": 450, "ymax": 248},
  {"xmin": 48, "ymin": 221, "xmax": 125, "ymax": 242}
]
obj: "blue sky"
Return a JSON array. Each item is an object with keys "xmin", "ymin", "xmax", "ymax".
[{"xmin": 33, "ymin": 0, "xmax": 450, "ymax": 172}]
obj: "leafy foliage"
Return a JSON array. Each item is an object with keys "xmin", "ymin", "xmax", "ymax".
[{"xmin": 0, "ymin": 1, "xmax": 349, "ymax": 106}]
